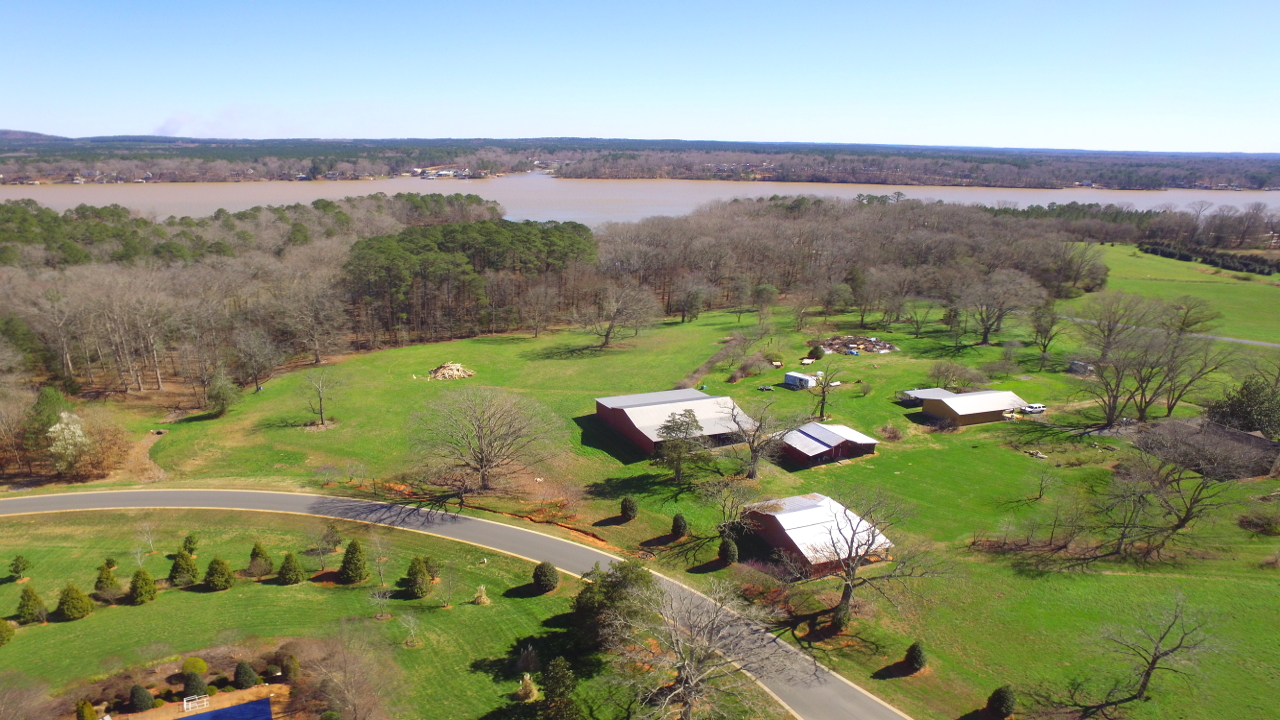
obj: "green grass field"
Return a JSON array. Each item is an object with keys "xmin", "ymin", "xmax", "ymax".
[
  {"xmin": 0, "ymin": 510, "xmax": 590, "ymax": 719},
  {"xmin": 1062, "ymin": 245, "xmax": 1280, "ymax": 344}
]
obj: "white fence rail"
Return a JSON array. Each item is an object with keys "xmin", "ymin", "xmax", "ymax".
[{"xmin": 183, "ymin": 695, "xmax": 210, "ymax": 712}]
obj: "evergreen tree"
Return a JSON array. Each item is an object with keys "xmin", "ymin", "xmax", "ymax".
[
  {"xmin": 183, "ymin": 671, "xmax": 208, "ymax": 697},
  {"xmin": 619, "ymin": 496, "xmax": 638, "ymax": 522},
  {"xmin": 277, "ymin": 552, "xmax": 305, "ymax": 585},
  {"xmin": 540, "ymin": 657, "xmax": 583, "ymax": 720},
  {"xmin": 533, "ymin": 561, "xmax": 560, "ymax": 594},
  {"xmin": 127, "ymin": 568, "xmax": 157, "ymax": 605},
  {"xmin": 0, "ymin": 617, "xmax": 13, "ymax": 647},
  {"xmin": 234, "ymin": 660, "xmax": 259, "ymax": 689},
  {"xmin": 15, "ymin": 585, "xmax": 46, "ymax": 624},
  {"xmin": 336, "ymin": 539, "xmax": 368, "ymax": 584},
  {"xmin": 182, "ymin": 657, "xmax": 208, "ymax": 675},
  {"xmin": 403, "ymin": 556, "xmax": 432, "ymax": 599},
  {"xmin": 204, "ymin": 558, "xmax": 236, "ymax": 591},
  {"xmin": 249, "ymin": 542, "xmax": 274, "ymax": 575},
  {"xmin": 652, "ymin": 409, "xmax": 710, "ymax": 484},
  {"xmin": 569, "ymin": 560, "xmax": 656, "ymax": 650},
  {"xmin": 55, "ymin": 583, "xmax": 94, "ymax": 621},
  {"xmin": 169, "ymin": 551, "xmax": 199, "ymax": 587},
  {"xmin": 130, "ymin": 684, "xmax": 155, "ymax": 714},
  {"xmin": 670, "ymin": 513, "xmax": 688, "ymax": 538},
  {"xmin": 718, "ymin": 536, "xmax": 739, "ymax": 565},
  {"xmin": 181, "ymin": 534, "xmax": 199, "ymax": 556},
  {"xmin": 8, "ymin": 555, "xmax": 31, "ymax": 579},
  {"xmin": 905, "ymin": 641, "xmax": 927, "ymax": 673},
  {"xmin": 75, "ymin": 699, "xmax": 95, "ymax": 720},
  {"xmin": 93, "ymin": 564, "xmax": 121, "ymax": 598},
  {"xmin": 986, "ymin": 685, "xmax": 1017, "ymax": 719},
  {"xmin": 281, "ymin": 654, "xmax": 301, "ymax": 683}
]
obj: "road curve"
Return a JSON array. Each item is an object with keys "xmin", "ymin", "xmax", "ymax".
[{"xmin": 0, "ymin": 490, "xmax": 911, "ymax": 720}]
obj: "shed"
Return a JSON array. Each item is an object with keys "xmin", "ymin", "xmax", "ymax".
[
  {"xmin": 745, "ymin": 493, "xmax": 892, "ymax": 574},
  {"xmin": 783, "ymin": 422, "xmax": 878, "ymax": 466},
  {"xmin": 595, "ymin": 389, "xmax": 752, "ymax": 454},
  {"xmin": 784, "ymin": 372, "xmax": 817, "ymax": 389},
  {"xmin": 921, "ymin": 390, "xmax": 1027, "ymax": 426}
]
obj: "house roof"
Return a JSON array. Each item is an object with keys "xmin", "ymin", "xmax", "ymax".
[
  {"xmin": 784, "ymin": 422, "xmax": 878, "ymax": 457},
  {"xmin": 616, "ymin": 396, "xmax": 752, "ymax": 442},
  {"xmin": 596, "ymin": 388, "xmax": 709, "ymax": 410},
  {"xmin": 748, "ymin": 493, "xmax": 892, "ymax": 563},
  {"xmin": 902, "ymin": 388, "xmax": 956, "ymax": 401},
  {"xmin": 934, "ymin": 390, "xmax": 1027, "ymax": 415}
]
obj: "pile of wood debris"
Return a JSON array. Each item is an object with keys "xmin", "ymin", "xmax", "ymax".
[
  {"xmin": 820, "ymin": 335, "xmax": 899, "ymax": 355},
  {"xmin": 427, "ymin": 362, "xmax": 475, "ymax": 380}
]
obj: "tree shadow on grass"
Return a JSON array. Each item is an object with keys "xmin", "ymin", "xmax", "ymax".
[
  {"xmin": 586, "ymin": 472, "xmax": 684, "ymax": 503},
  {"xmin": 502, "ymin": 583, "xmax": 544, "ymax": 599},
  {"xmin": 252, "ymin": 416, "xmax": 307, "ymax": 432},
  {"xmin": 686, "ymin": 559, "xmax": 728, "ymax": 574},
  {"xmin": 591, "ymin": 515, "xmax": 629, "ymax": 527},
  {"xmin": 174, "ymin": 411, "xmax": 221, "ymax": 424},
  {"xmin": 955, "ymin": 710, "xmax": 991, "ymax": 720},
  {"xmin": 519, "ymin": 343, "xmax": 605, "ymax": 361},
  {"xmin": 573, "ymin": 415, "xmax": 648, "ymax": 465},
  {"xmin": 871, "ymin": 660, "xmax": 916, "ymax": 680},
  {"xmin": 640, "ymin": 533, "xmax": 680, "ymax": 548},
  {"xmin": 470, "ymin": 630, "xmax": 606, "ymax": 685},
  {"xmin": 470, "ymin": 335, "xmax": 534, "ymax": 346}
]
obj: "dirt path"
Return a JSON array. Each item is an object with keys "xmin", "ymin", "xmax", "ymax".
[{"xmin": 108, "ymin": 431, "xmax": 168, "ymax": 483}]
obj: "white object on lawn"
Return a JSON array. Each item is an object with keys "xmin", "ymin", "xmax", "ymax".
[{"xmin": 183, "ymin": 695, "xmax": 210, "ymax": 712}]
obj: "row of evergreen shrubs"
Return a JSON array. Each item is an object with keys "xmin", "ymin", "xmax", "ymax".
[{"xmin": 1139, "ymin": 242, "xmax": 1279, "ymax": 275}]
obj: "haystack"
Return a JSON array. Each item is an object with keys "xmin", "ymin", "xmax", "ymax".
[{"xmin": 428, "ymin": 362, "xmax": 475, "ymax": 380}]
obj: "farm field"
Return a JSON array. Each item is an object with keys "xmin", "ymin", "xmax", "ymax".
[
  {"xmin": 0, "ymin": 510, "xmax": 594, "ymax": 720},
  {"xmin": 51, "ymin": 306, "xmax": 1280, "ymax": 720}
]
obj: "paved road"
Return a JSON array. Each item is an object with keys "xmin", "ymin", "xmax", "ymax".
[{"xmin": 0, "ymin": 490, "xmax": 910, "ymax": 720}]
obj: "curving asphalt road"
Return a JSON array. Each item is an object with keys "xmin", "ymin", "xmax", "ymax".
[{"xmin": 0, "ymin": 489, "xmax": 911, "ymax": 720}]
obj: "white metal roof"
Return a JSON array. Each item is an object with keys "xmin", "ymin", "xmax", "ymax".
[
  {"xmin": 597, "ymin": 388, "xmax": 709, "ymax": 410},
  {"xmin": 784, "ymin": 422, "xmax": 878, "ymax": 457},
  {"xmin": 902, "ymin": 388, "xmax": 956, "ymax": 400},
  {"xmin": 620, "ymin": 396, "xmax": 751, "ymax": 442},
  {"xmin": 935, "ymin": 390, "xmax": 1027, "ymax": 415},
  {"xmin": 749, "ymin": 493, "xmax": 892, "ymax": 563}
]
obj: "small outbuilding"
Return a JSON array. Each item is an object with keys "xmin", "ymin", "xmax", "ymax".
[
  {"xmin": 745, "ymin": 493, "xmax": 893, "ymax": 574},
  {"xmin": 921, "ymin": 390, "xmax": 1027, "ymax": 426},
  {"xmin": 595, "ymin": 389, "xmax": 752, "ymax": 454},
  {"xmin": 782, "ymin": 422, "xmax": 878, "ymax": 466},
  {"xmin": 784, "ymin": 371, "xmax": 817, "ymax": 389}
]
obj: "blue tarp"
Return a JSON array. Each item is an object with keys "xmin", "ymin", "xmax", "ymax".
[{"xmin": 185, "ymin": 698, "xmax": 273, "ymax": 720}]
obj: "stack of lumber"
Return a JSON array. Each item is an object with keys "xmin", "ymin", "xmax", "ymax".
[{"xmin": 428, "ymin": 362, "xmax": 475, "ymax": 380}]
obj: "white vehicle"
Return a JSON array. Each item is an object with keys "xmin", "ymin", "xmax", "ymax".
[{"xmin": 1022, "ymin": 403, "xmax": 1047, "ymax": 414}]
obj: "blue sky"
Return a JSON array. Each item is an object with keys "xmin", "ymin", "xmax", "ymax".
[{"xmin": 5, "ymin": 0, "xmax": 1278, "ymax": 152}]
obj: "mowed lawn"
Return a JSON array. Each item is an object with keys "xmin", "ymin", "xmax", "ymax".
[
  {"xmin": 0, "ymin": 510, "xmax": 585, "ymax": 719},
  {"xmin": 1062, "ymin": 244, "xmax": 1280, "ymax": 344},
  {"xmin": 80, "ymin": 306, "xmax": 1280, "ymax": 720}
]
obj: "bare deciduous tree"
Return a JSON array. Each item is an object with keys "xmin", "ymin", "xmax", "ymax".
[
  {"xmin": 1102, "ymin": 593, "xmax": 1210, "ymax": 703},
  {"xmin": 303, "ymin": 368, "xmax": 342, "ymax": 427},
  {"xmin": 414, "ymin": 387, "xmax": 550, "ymax": 491},
  {"xmin": 723, "ymin": 398, "xmax": 806, "ymax": 480},
  {"xmin": 308, "ymin": 626, "xmax": 398, "ymax": 720},
  {"xmin": 576, "ymin": 282, "xmax": 661, "ymax": 348}
]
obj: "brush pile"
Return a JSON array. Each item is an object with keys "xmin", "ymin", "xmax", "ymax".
[
  {"xmin": 821, "ymin": 335, "xmax": 899, "ymax": 354},
  {"xmin": 428, "ymin": 362, "xmax": 475, "ymax": 380}
]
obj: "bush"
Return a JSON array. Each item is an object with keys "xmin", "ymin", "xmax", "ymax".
[
  {"xmin": 986, "ymin": 685, "xmax": 1017, "ymax": 719},
  {"xmin": 182, "ymin": 534, "xmax": 199, "ymax": 556},
  {"xmin": 904, "ymin": 641, "xmax": 927, "ymax": 673},
  {"xmin": 130, "ymin": 684, "xmax": 155, "ymax": 714},
  {"xmin": 337, "ymin": 539, "xmax": 369, "ymax": 584},
  {"xmin": 76, "ymin": 699, "xmax": 95, "ymax": 720},
  {"xmin": 762, "ymin": 350, "xmax": 785, "ymax": 364},
  {"xmin": 0, "ymin": 618, "xmax": 13, "ymax": 647},
  {"xmin": 620, "ymin": 496, "xmax": 638, "ymax": 522},
  {"xmin": 670, "ymin": 513, "xmax": 688, "ymax": 538},
  {"xmin": 169, "ymin": 551, "xmax": 199, "ymax": 587},
  {"xmin": 277, "ymin": 552, "xmax": 305, "ymax": 585},
  {"xmin": 234, "ymin": 660, "xmax": 260, "ymax": 690},
  {"xmin": 206, "ymin": 369, "xmax": 241, "ymax": 417},
  {"xmin": 153, "ymin": 698, "xmax": 166, "ymax": 709},
  {"xmin": 404, "ymin": 556, "xmax": 433, "ymax": 599},
  {"xmin": 127, "ymin": 569, "xmax": 157, "ymax": 605},
  {"xmin": 877, "ymin": 424, "xmax": 903, "ymax": 442},
  {"xmin": 927, "ymin": 361, "xmax": 988, "ymax": 389},
  {"xmin": 265, "ymin": 664, "xmax": 281, "ymax": 677},
  {"xmin": 94, "ymin": 564, "xmax": 121, "ymax": 600},
  {"xmin": 182, "ymin": 657, "xmax": 208, "ymax": 675},
  {"xmin": 204, "ymin": 558, "xmax": 236, "ymax": 591},
  {"xmin": 55, "ymin": 583, "xmax": 94, "ymax": 621},
  {"xmin": 718, "ymin": 536, "xmax": 739, "ymax": 565},
  {"xmin": 9, "ymin": 555, "xmax": 31, "ymax": 578},
  {"xmin": 183, "ymin": 671, "xmax": 208, "ymax": 697},
  {"xmin": 281, "ymin": 654, "xmax": 301, "ymax": 683},
  {"xmin": 249, "ymin": 542, "xmax": 274, "ymax": 575},
  {"xmin": 207, "ymin": 685, "xmax": 219, "ymax": 696},
  {"xmin": 533, "ymin": 562, "xmax": 560, "ymax": 594},
  {"xmin": 320, "ymin": 712, "xmax": 342, "ymax": 720},
  {"xmin": 807, "ymin": 345, "xmax": 826, "ymax": 360},
  {"xmin": 15, "ymin": 584, "xmax": 47, "ymax": 624},
  {"xmin": 1238, "ymin": 509, "xmax": 1280, "ymax": 536}
]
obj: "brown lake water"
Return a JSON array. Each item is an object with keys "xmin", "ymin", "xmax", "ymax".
[{"xmin": 0, "ymin": 172, "xmax": 1272, "ymax": 225}]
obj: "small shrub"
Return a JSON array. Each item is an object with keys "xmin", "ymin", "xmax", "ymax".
[
  {"xmin": 986, "ymin": 685, "xmax": 1017, "ymax": 719},
  {"xmin": 234, "ymin": 660, "xmax": 260, "ymax": 690},
  {"xmin": 55, "ymin": 583, "xmax": 93, "ymax": 621},
  {"xmin": 249, "ymin": 542, "xmax": 274, "ymax": 575},
  {"xmin": 904, "ymin": 641, "xmax": 927, "ymax": 673},
  {"xmin": 8, "ymin": 555, "xmax": 31, "ymax": 578},
  {"xmin": 204, "ymin": 558, "xmax": 236, "ymax": 591},
  {"xmin": 75, "ymin": 700, "xmax": 95, "ymax": 720},
  {"xmin": 320, "ymin": 713, "xmax": 342, "ymax": 720},
  {"xmin": 130, "ymin": 684, "xmax": 154, "ymax": 714},
  {"xmin": 169, "ymin": 551, "xmax": 199, "ymax": 587},
  {"xmin": 762, "ymin": 350, "xmax": 785, "ymax": 364},
  {"xmin": 182, "ymin": 657, "xmax": 208, "ymax": 675},
  {"xmin": 15, "ymin": 585, "xmax": 47, "ymax": 624},
  {"xmin": 515, "ymin": 644, "xmax": 541, "ymax": 673},
  {"xmin": 718, "ymin": 536, "xmax": 739, "ymax": 565},
  {"xmin": 207, "ymin": 685, "xmax": 219, "ymax": 696},
  {"xmin": 281, "ymin": 654, "xmax": 301, "ymax": 683},
  {"xmin": 473, "ymin": 585, "xmax": 491, "ymax": 605},
  {"xmin": 0, "ymin": 618, "xmax": 13, "ymax": 647},
  {"xmin": 153, "ymin": 698, "xmax": 166, "ymax": 709},
  {"xmin": 181, "ymin": 534, "xmax": 199, "ymax": 556},
  {"xmin": 403, "ymin": 556, "xmax": 433, "ymax": 599},
  {"xmin": 277, "ymin": 553, "xmax": 305, "ymax": 585},
  {"xmin": 182, "ymin": 671, "xmax": 208, "ymax": 698},
  {"xmin": 877, "ymin": 424, "xmax": 903, "ymax": 442},
  {"xmin": 927, "ymin": 418, "xmax": 959, "ymax": 434},
  {"xmin": 336, "ymin": 539, "xmax": 369, "ymax": 584},
  {"xmin": 94, "ymin": 564, "xmax": 122, "ymax": 600},
  {"xmin": 513, "ymin": 673, "xmax": 538, "ymax": 702},
  {"xmin": 671, "ymin": 513, "xmax": 689, "ymax": 538},
  {"xmin": 127, "ymin": 569, "xmax": 157, "ymax": 605},
  {"xmin": 807, "ymin": 345, "xmax": 826, "ymax": 360},
  {"xmin": 620, "ymin": 496, "xmax": 638, "ymax": 522},
  {"xmin": 265, "ymin": 664, "xmax": 281, "ymax": 677},
  {"xmin": 533, "ymin": 562, "xmax": 559, "ymax": 594}
]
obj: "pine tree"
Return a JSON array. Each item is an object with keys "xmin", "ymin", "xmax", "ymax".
[
  {"xmin": 127, "ymin": 568, "xmax": 157, "ymax": 605},
  {"xmin": 277, "ymin": 552, "xmax": 305, "ymax": 585},
  {"xmin": 336, "ymin": 539, "xmax": 368, "ymax": 584},
  {"xmin": 905, "ymin": 641, "xmax": 927, "ymax": 673},
  {"xmin": 15, "ymin": 585, "xmax": 46, "ymax": 624},
  {"xmin": 249, "ymin": 542, "xmax": 274, "ymax": 574},
  {"xmin": 670, "ymin": 513, "xmax": 688, "ymax": 538},
  {"xmin": 94, "ymin": 564, "xmax": 121, "ymax": 598},
  {"xmin": 55, "ymin": 583, "xmax": 94, "ymax": 621},
  {"xmin": 181, "ymin": 534, "xmax": 199, "ymax": 556},
  {"xmin": 234, "ymin": 660, "xmax": 259, "ymax": 689},
  {"xmin": 986, "ymin": 685, "xmax": 1017, "ymax": 719},
  {"xmin": 620, "ymin": 496, "xmax": 638, "ymax": 522},
  {"xmin": 8, "ymin": 555, "xmax": 31, "ymax": 579},
  {"xmin": 204, "ymin": 558, "xmax": 236, "ymax": 591},
  {"xmin": 533, "ymin": 562, "xmax": 559, "ymax": 594},
  {"xmin": 0, "ymin": 617, "xmax": 13, "ymax": 647},
  {"xmin": 75, "ymin": 699, "xmax": 95, "ymax": 720},
  {"xmin": 130, "ymin": 684, "xmax": 155, "ymax": 714},
  {"xmin": 183, "ymin": 671, "xmax": 208, "ymax": 697},
  {"xmin": 404, "ymin": 556, "xmax": 432, "ymax": 599},
  {"xmin": 169, "ymin": 551, "xmax": 199, "ymax": 587},
  {"xmin": 540, "ymin": 657, "xmax": 583, "ymax": 720},
  {"xmin": 718, "ymin": 536, "xmax": 739, "ymax": 565}
]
